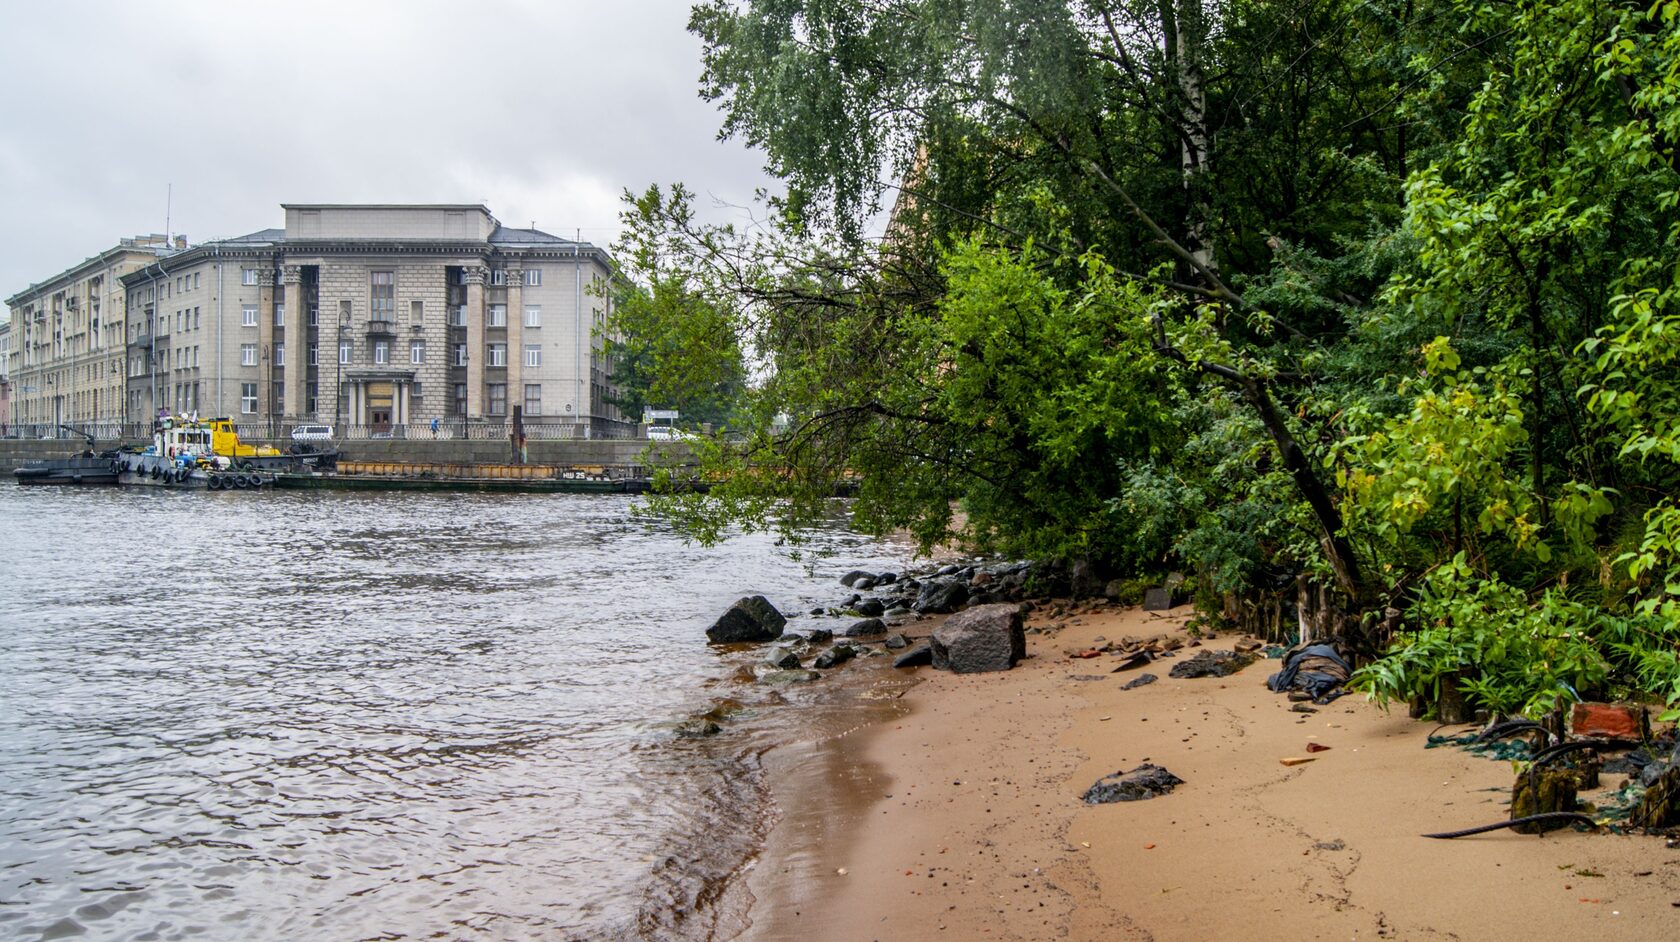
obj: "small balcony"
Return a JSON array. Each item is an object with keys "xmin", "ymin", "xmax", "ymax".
[{"xmin": 365, "ymin": 319, "xmax": 397, "ymax": 339}]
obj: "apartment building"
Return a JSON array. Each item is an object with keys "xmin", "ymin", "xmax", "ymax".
[
  {"xmin": 0, "ymin": 203, "xmax": 622, "ymax": 439},
  {"xmin": 119, "ymin": 204, "xmax": 622, "ymax": 436},
  {"xmin": 5, "ymin": 235, "xmax": 176, "ymax": 434}
]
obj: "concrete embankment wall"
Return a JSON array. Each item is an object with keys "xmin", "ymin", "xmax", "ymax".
[{"xmin": 0, "ymin": 438, "xmax": 670, "ymax": 473}]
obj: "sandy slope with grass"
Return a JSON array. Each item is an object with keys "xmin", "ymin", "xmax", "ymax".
[{"xmin": 736, "ymin": 603, "xmax": 1680, "ymax": 941}]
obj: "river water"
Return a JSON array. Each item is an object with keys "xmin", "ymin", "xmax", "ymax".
[{"xmin": 0, "ymin": 485, "xmax": 916, "ymax": 941}]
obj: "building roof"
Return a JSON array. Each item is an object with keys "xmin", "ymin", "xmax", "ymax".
[
  {"xmin": 488, "ymin": 225, "xmax": 581, "ymax": 246},
  {"xmin": 222, "ymin": 228, "xmax": 285, "ymax": 244}
]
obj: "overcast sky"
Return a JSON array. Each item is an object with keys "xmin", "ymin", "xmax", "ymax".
[{"xmin": 0, "ymin": 0, "xmax": 778, "ymax": 297}]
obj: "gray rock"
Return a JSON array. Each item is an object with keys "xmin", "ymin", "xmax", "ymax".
[
  {"xmin": 893, "ymin": 644, "xmax": 933, "ymax": 668},
  {"xmin": 707, "ymin": 596, "xmax": 788, "ymax": 643},
  {"xmin": 1069, "ymin": 559, "xmax": 1109, "ymax": 599},
  {"xmin": 913, "ymin": 579, "xmax": 970, "ymax": 614},
  {"xmin": 878, "ymin": 571, "xmax": 898, "ymax": 584},
  {"xmin": 763, "ymin": 647, "xmax": 802, "ymax": 670},
  {"xmin": 843, "ymin": 617, "xmax": 887, "ymax": 637},
  {"xmin": 840, "ymin": 570, "xmax": 874, "ymax": 587},
  {"xmin": 813, "ymin": 643, "xmax": 859, "ymax": 669},
  {"xmin": 854, "ymin": 576, "xmax": 877, "ymax": 590},
  {"xmin": 885, "ymin": 606, "xmax": 914, "ymax": 618},
  {"xmin": 930, "ymin": 603, "xmax": 1025, "ymax": 673},
  {"xmin": 1119, "ymin": 672, "xmax": 1158, "ymax": 690},
  {"xmin": 759, "ymin": 669, "xmax": 822, "ymax": 685},
  {"xmin": 803, "ymin": 628, "xmax": 835, "ymax": 643},
  {"xmin": 936, "ymin": 564, "xmax": 961, "ymax": 577},
  {"xmin": 854, "ymin": 597, "xmax": 887, "ymax": 617},
  {"xmin": 1142, "ymin": 587, "xmax": 1175, "ymax": 611},
  {"xmin": 884, "ymin": 632, "xmax": 909, "ymax": 650},
  {"xmin": 675, "ymin": 718, "xmax": 722, "ymax": 738},
  {"xmin": 1082, "ymin": 764, "xmax": 1184, "ymax": 803}
]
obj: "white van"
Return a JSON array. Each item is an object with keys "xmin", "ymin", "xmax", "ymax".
[{"xmin": 291, "ymin": 424, "xmax": 334, "ymax": 441}]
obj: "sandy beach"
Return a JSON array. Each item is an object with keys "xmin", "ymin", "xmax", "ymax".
[{"xmin": 736, "ymin": 603, "xmax": 1680, "ymax": 941}]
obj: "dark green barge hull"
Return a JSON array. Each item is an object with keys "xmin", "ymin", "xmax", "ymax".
[{"xmin": 270, "ymin": 473, "xmax": 654, "ymax": 494}]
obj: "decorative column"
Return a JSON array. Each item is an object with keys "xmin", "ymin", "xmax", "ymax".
[
  {"xmin": 257, "ymin": 267, "xmax": 275, "ymax": 425},
  {"xmin": 506, "ymin": 264, "xmax": 523, "ymax": 419},
  {"xmin": 464, "ymin": 265, "xmax": 485, "ymax": 418},
  {"xmin": 282, "ymin": 265, "xmax": 304, "ymax": 418}
]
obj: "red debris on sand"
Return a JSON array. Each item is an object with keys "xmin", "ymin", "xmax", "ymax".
[
  {"xmin": 1306, "ymin": 743, "xmax": 1331, "ymax": 753},
  {"xmin": 1570, "ymin": 702, "xmax": 1645, "ymax": 739}
]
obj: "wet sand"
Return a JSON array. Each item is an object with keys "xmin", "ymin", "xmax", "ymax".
[{"xmin": 735, "ymin": 603, "xmax": 1680, "ymax": 941}]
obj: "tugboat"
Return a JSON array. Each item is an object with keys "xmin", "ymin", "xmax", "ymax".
[
  {"xmin": 11, "ymin": 426, "xmax": 122, "ymax": 486},
  {"xmin": 114, "ymin": 414, "xmax": 280, "ymax": 490}
]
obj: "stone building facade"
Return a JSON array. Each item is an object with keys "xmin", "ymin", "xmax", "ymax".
[
  {"xmin": 4, "ymin": 235, "xmax": 176, "ymax": 435},
  {"xmin": 109, "ymin": 204, "xmax": 623, "ymax": 436}
]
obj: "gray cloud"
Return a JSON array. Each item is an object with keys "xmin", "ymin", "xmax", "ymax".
[{"xmin": 0, "ymin": 0, "xmax": 774, "ymax": 295}]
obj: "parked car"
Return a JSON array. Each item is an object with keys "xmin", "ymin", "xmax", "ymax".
[{"xmin": 291, "ymin": 424, "xmax": 334, "ymax": 441}]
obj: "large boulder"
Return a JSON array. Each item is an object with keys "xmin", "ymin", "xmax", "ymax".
[
  {"xmin": 839, "ymin": 570, "xmax": 875, "ymax": 587},
  {"xmin": 913, "ymin": 579, "xmax": 970, "ymax": 614},
  {"xmin": 930, "ymin": 603, "xmax": 1025, "ymax": 673},
  {"xmin": 853, "ymin": 597, "xmax": 887, "ymax": 618},
  {"xmin": 706, "ymin": 596, "xmax": 788, "ymax": 643}
]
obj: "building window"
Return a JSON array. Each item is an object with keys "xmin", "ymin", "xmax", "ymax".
[
  {"xmin": 410, "ymin": 341, "xmax": 425, "ymax": 364},
  {"xmin": 192, "ymin": 346, "xmax": 199, "ymax": 367},
  {"xmin": 273, "ymin": 382, "xmax": 284, "ymax": 407},
  {"xmin": 524, "ymin": 305, "xmax": 541, "ymax": 327},
  {"xmin": 488, "ymin": 383, "xmax": 507, "ymax": 415},
  {"xmin": 307, "ymin": 383, "xmax": 319, "ymax": 414},
  {"xmin": 240, "ymin": 383, "xmax": 257, "ymax": 413},
  {"xmin": 412, "ymin": 381, "xmax": 423, "ymax": 401},
  {"xmin": 241, "ymin": 344, "xmax": 257, "ymax": 366},
  {"xmin": 488, "ymin": 343, "xmax": 506, "ymax": 367},
  {"xmin": 339, "ymin": 341, "xmax": 352, "ymax": 365},
  {"xmin": 450, "ymin": 304, "xmax": 467, "ymax": 327},
  {"xmin": 455, "ymin": 269, "xmax": 471, "ymax": 286},
  {"xmin": 194, "ymin": 272, "xmax": 201, "ymax": 289},
  {"xmin": 524, "ymin": 344, "xmax": 541, "ymax": 367},
  {"xmin": 308, "ymin": 343, "xmax": 318, "ymax": 366},
  {"xmin": 241, "ymin": 269, "xmax": 259, "ymax": 286},
  {"xmin": 490, "ymin": 269, "xmax": 507, "ymax": 286},
  {"xmin": 373, "ymin": 340, "xmax": 389, "ymax": 365},
  {"xmin": 453, "ymin": 382, "xmax": 467, "ymax": 415},
  {"xmin": 524, "ymin": 384, "xmax": 541, "ymax": 415},
  {"xmin": 370, "ymin": 271, "xmax": 395, "ymax": 321},
  {"xmin": 274, "ymin": 304, "xmax": 285, "ymax": 326},
  {"xmin": 242, "ymin": 304, "xmax": 257, "ymax": 327},
  {"xmin": 453, "ymin": 343, "xmax": 467, "ymax": 366},
  {"xmin": 410, "ymin": 299, "xmax": 424, "ymax": 324},
  {"xmin": 193, "ymin": 307, "xmax": 201, "ymax": 330},
  {"xmin": 488, "ymin": 304, "xmax": 507, "ymax": 327},
  {"xmin": 524, "ymin": 269, "xmax": 541, "ymax": 286},
  {"xmin": 309, "ymin": 306, "xmax": 319, "ymax": 326},
  {"xmin": 274, "ymin": 344, "xmax": 285, "ymax": 366}
]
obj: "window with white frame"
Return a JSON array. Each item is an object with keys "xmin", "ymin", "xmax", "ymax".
[
  {"xmin": 274, "ymin": 304, "xmax": 284, "ymax": 326},
  {"xmin": 240, "ymin": 383, "xmax": 257, "ymax": 413},
  {"xmin": 412, "ymin": 381, "xmax": 423, "ymax": 401},
  {"xmin": 309, "ymin": 306, "xmax": 319, "ymax": 326},
  {"xmin": 193, "ymin": 307, "xmax": 200, "ymax": 330},
  {"xmin": 450, "ymin": 304, "xmax": 467, "ymax": 326},
  {"xmin": 193, "ymin": 272, "xmax": 201, "ymax": 289},
  {"xmin": 275, "ymin": 344, "xmax": 285, "ymax": 366},
  {"xmin": 488, "ymin": 383, "xmax": 507, "ymax": 414},
  {"xmin": 524, "ymin": 383, "xmax": 541, "ymax": 415},
  {"xmin": 370, "ymin": 271, "xmax": 395, "ymax": 322},
  {"xmin": 453, "ymin": 382, "xmax": 467, "ymax": 415},
  {"xmin": 410, "ymin": 341, "xmax": 425, "ymax": 364},
  {"xmin": 308, "ymin": 343, "xmax": 318, "ymax": 366},
  {"xmin": 241, "ymin": 269, "xmax": 259, "ymax": 286},
  {"xmin": 488, "ymin": 343, "xmax": 506, "ymax": 367},
  {"xmin": 241, "ymin": 344, "xmax": 258, "ymax": 366},
  {"xmin": 242, "ymin": 304, "xmax": 257, "ymax": 327},
  {"xmin": 273, "ymin": 382, "xmax": 284, "ymax": 408},
  {"xmin": 524, "ymin": 269, "xmax": 541, "ymax": 286},
  {"xmin": 490, "ymin": 269, "xmax": 507, "ymax": 286},
  {"xmin": 524, "ymin": 305, "xmax": 541, "ymax": 327},
  {"xmin": 488, "ymin": 304, "xmax": 507, "ymax": 327},
  {"xmin": 339, "ymin": 341, "xmax": 352, "ymax": 365},
  {"xmin": 524, "ymin": 344, "xmax": 541, "ymax": 367},
  {"xmin": 453, "ymin": 343, "xmax": 467, "ymax": 366},
  {"xmin": 373, "ymin": 340, "xmax": 389, "ymax": 365},
  {"xmin": 307, "ymin": 383, "xmax": 318, "ymax": 414}
]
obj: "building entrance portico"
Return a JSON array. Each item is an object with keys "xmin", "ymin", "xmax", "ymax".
[{"xmin": 343, "ymin": 369, "xmax": 415, "ymax": 434}]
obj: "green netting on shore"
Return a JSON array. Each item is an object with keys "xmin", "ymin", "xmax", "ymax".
[{"xmin": 1425, "ymin": 732, "xmax": 1534, "ymax": 762}]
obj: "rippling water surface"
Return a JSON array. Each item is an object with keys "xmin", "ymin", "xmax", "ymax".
[{"xmin": 0, "ymin": 486, "xmax": 912, "ymax": 941}]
